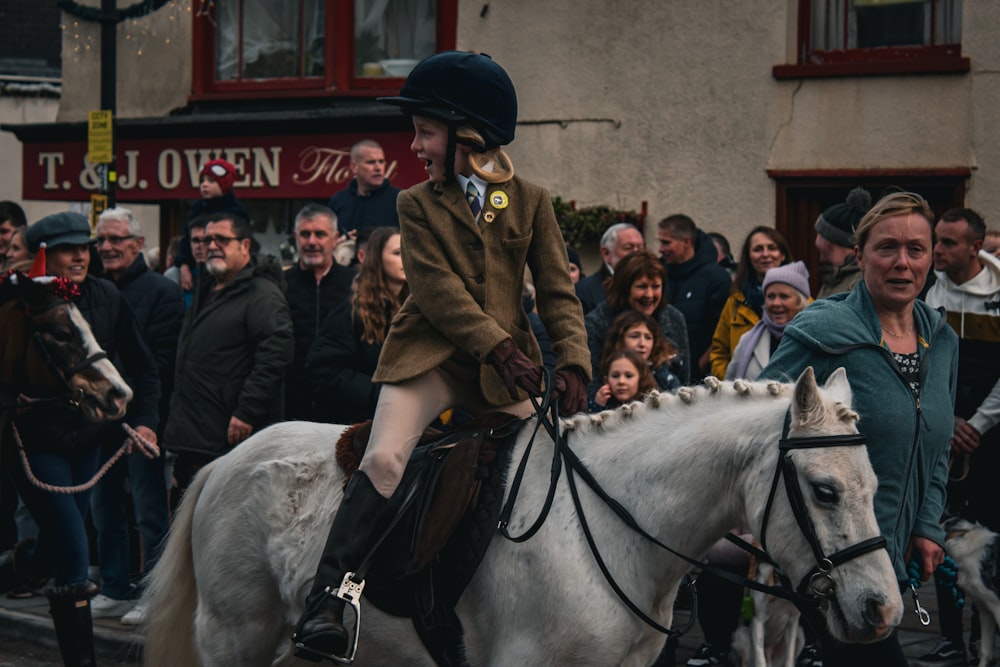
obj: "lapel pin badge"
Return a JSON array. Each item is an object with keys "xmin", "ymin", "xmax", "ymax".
[{"xmin": 490, "ymin": 191, "xmax": 509, "ymax": 210}]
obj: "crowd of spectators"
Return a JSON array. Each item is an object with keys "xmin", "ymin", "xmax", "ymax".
[{"xmin": 0, "ymin": 175, "xmax": 998, "ymax": 667}]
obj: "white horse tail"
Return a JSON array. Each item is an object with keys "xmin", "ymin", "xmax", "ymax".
[{"xmin": 143, "ymin": 460, "xmax": 218, "ymax": 667}]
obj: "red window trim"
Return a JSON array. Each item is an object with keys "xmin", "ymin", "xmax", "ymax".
[
  {"xmin": 774, "ymin": 0, "xmax": 970, "ymax": 79},
  {"xmin": 767, "ymin": 168, "xmax": 972, "ymax": 180},
  {"xmin": 191, "ymin": 0, "xmax": 457, "ymax": 100}
]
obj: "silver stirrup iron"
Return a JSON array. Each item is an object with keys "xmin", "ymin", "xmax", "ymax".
[{"xmin": 294, "ymin": 573, "xmax": 366, "ymax": 665}]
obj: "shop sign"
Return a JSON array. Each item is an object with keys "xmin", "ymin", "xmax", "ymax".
[{"xmin": 22, "ymin": 131, "xmax": 426, "ymax": 201}]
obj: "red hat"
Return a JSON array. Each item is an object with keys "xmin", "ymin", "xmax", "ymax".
[
  {"xmin": 199, "ymin": 159, "xmax": 237, "ymax": 194},
  {"xmin": 28, "ymin": 243, "xmax": 47, "ymax": 278}
]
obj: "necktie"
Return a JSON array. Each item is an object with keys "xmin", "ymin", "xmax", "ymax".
[{"xmin": 466, "ymin": 181, "xmax": 481, "ymax": 217}]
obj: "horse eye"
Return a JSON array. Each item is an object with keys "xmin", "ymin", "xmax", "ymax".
[
  {"xmin": 46, "ymin": 328, "xmax": 75, "ymax": 344},
  {"xmin": 812, "ymin": 483, "xmax": 839, "ymax": 504}
]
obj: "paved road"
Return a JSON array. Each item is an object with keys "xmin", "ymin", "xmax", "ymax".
[
  {"xmin": 0, "ymin": 636, "xmax": 138, "ymax": 666},
  {"xmin": 0, "ymin": 579, "xmax": 962, "ymax": 665}
]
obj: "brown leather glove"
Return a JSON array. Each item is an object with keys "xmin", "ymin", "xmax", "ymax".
[
  {"xmin": 553, "ymin": 366, "xmax": 588, "ymax": 416},
  {"xmin": 487, "ymin": 339, "xmax": 543, "ymax": 402}
]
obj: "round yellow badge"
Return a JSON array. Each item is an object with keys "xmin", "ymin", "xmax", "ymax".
[{"xmin": 490, "ymin": 191, "xmax": 509, "ymax": 209}]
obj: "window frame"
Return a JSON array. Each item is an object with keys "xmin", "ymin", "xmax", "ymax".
[
  {"xmin": 773, "ymin": 0, "xmax": 969, "ymax": 79},
  {"xmin": 191, "ymin": 0, "xmax": 457, "ymax": 100}
]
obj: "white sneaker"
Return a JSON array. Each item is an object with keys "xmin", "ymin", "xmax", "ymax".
[
  {"xmin": 120, "ymin": 601, "xmax": 147, "ymax": 626},
  {"xmin": 90, "ymin": 594, "xmax": 134, "ymax": 618}
]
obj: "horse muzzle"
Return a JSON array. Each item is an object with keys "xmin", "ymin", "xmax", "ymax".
[
  {"xmin": 830, "ymin": 586, "xmax": 902, "ymax": 644},
  {"xmin": 75, "ymin": 384, "xmax": 131, "ymax": 422}
]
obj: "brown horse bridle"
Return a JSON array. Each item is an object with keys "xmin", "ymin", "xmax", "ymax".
[{"xmin": 16, "ymin": 298, "xmax": 110, "ymax": 411}]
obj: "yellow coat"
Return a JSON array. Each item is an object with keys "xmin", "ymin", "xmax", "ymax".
[
  {"xmin": 709, "ymin": 291, "xmax": 760, "ymax": 380},
  {"xmin": 373, "ymin": 175, "xmax": 592, "ymax": 406}
]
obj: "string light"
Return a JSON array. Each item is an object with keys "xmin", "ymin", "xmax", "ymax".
[{"xmin": 61, "ymin": 0, "xmax": 186, "ymax": 61}]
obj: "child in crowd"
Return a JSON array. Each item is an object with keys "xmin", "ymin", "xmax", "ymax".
[
  {"xmin": 601, "ymin": 310, "xmax": 681, "ymax": 393},
  {"xmin": 175, "ymin": 159, "xmax": 250, "ymax": 291},
  {"xmin": 591, "ymin": 348, "xmax": 655, "ymax": 411}
]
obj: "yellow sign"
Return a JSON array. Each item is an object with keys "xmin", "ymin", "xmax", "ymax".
[
  {"xmin": 90, "ymin": 194, "xmax": 108, "ymax": 232},
  {"xmin": 88, "ymin": 110, "xmax": 113, "ymax": 164}
]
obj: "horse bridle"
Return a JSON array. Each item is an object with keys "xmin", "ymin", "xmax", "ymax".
[
  {"xmin": 20, "ymin": 301, "xmax": 109, "ymax": 410},
  {"xmin": 757, "ymin": 412, "xmax": 888, "ymax": 606},
  {"xmin": 499, "ymin": 394, "xmax": 889, "ymax": 637}
]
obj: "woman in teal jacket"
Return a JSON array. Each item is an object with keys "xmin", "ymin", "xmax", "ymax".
[{"xmin": 760, "ymin": 191, "xmax": 958, "ymax": 666}]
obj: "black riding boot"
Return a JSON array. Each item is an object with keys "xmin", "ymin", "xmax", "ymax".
[
  {"xmin": 47, "ymin": 581, "xmax": 99, "ymax": 667},
  {"xmin": 293, "ymin": 470, "xmax": 386, "ymax": 663}
]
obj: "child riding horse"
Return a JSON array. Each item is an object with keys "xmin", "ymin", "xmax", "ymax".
[{"xmin": 292, "ymin": 52, "xmax": 592, "ymax": 662}]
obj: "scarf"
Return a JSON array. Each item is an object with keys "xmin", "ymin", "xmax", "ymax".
[
  {"xmin": 728, "ymin": 311, "xmax": 789, "ymax": 380},
  {"xmin": 741, "ymin": 276, "xmax": 764, "ymax": 316}
]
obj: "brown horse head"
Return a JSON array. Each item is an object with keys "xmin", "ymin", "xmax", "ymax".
[{"xmin": 0, "ymin": 272, "xmax": 132, "ymax": 421}]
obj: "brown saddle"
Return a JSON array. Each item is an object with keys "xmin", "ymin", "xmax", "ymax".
[{"xmin": 334, "ymin": 411, "xmax": 519, "ymax": 576}]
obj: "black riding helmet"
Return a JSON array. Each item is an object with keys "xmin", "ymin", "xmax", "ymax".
[
  {"xmin": 380, "ymin": 51, "xmax": 518, "ymax": 181},
  {"xmin": 379, "ymin": 51, "xmax": 517, "ymax": 150}
]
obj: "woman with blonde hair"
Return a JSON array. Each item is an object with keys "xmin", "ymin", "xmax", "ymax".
[
  {"xmin": 761, "ymin": 191, "xmax": 959, "ymax": 665},
  {"xmin": 307, "ymin": 227, "xmax": 408, "ymax": 424}
]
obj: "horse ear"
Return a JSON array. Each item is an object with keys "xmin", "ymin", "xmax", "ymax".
[
  {"xmin": 20, "ymin": 275, "xmax": 50, "ymax": 312},
  {"xmin": 791, "ymin": 366, "xmax": 822, "ymax": 425},
  {"xmin": 822, "ymin": 367, "xmax": 853, "ymax": 406}
]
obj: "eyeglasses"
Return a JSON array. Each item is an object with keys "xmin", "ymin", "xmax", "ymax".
[
  {"xmin": 203, "ymin": 235, "xmax": 244, "ymax": 247},
  {"xmin": 92, "ymin": 234, "xmax": 135, "ymax": 246}
]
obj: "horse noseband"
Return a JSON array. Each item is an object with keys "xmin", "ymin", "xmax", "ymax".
[
  {"xmin": 759, "ymin": 418, "xmax": 889, "ymax": 606},
  {"xmin": 29, "ymin": 330, "xmax": 109, "ymax": 410}
]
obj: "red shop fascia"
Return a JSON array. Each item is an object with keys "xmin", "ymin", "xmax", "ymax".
[{"xmin": 5, "ymin": 104, "xmax": 424, "ymax": 250}]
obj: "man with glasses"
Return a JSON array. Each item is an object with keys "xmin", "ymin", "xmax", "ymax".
[
  {"xmin": 89, "ymin": 207, "xmax": 184, "ymax": 624},
  {"xmin": 166, "ymin": 216, "xmax": 210, "ymax": 308},
  {"xmin": 163, "ymin": 212, "xmax": 293, "ymax": 497}
]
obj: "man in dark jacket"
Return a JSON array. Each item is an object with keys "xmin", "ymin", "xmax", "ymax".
[
  {"xmin": 90, "ymin": 207, "xmax": 184, "ymax": 623},
  {"xmin": 284, "ymin": 204, "xmax": 355, "ymax": 420},
  {"xmin": 327, "ymin": 139, "xmax": 401, "ymax": 240},
  {"xmin": 163, "ymin": 213, "xmax": 294, "ymax": 492},
  {"xmin": 657, "ymin": 214, "xmax": 731, "ymax": 377}
]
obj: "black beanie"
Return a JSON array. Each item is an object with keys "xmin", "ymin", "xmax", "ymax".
[{"xmin": 815, "ymin": 187, "xmax": 872, "ymax": 248}]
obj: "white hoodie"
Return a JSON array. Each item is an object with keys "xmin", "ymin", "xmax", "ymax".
[{"xmin": 925, "ymin": 250, "xmax": 1000, "ymax": 434}]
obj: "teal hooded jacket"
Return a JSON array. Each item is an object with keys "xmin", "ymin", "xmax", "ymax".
[{"xmin": 759, "ymin": 282, "xmax": 958, "ymax": 581}]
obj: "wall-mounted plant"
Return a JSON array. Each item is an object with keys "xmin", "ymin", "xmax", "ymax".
[{"xmin": 552, "ymin": 197, "xmax": 643, "ymax": 247}]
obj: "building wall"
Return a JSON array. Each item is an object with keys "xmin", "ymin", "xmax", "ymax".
[
  {"xmin": 1, "ymin": 95, "xmax": 65, "ymax": 223},
  {"xmin": 57, "ymin": 1, "xmax": 192, "ymax": 122},
  {"xmin": 49, "ymin": 0, "xmax": 1000, "ymax": 251},
  {"xmin": 459, "ymin": 0, "xmax": 998, "ymax": 249}
]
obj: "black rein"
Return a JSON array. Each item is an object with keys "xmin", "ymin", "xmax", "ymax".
[{"xmin": 497, "ymin": 395, "xmax": 889, "ymax": 639}]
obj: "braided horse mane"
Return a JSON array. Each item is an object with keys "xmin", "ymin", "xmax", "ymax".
[{"xmin": 562, "ymin": 376, "xmax": 810, "ymax": 436}]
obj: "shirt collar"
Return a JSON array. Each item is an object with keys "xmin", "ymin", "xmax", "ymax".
[{"xmin": 455, "ymin": 173, "xmax": 489, "ymax": 204}]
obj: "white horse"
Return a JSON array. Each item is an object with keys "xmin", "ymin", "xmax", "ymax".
[{"xmin": 143, "ymin": 368, "xmax": 902, "ymax": 666}]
